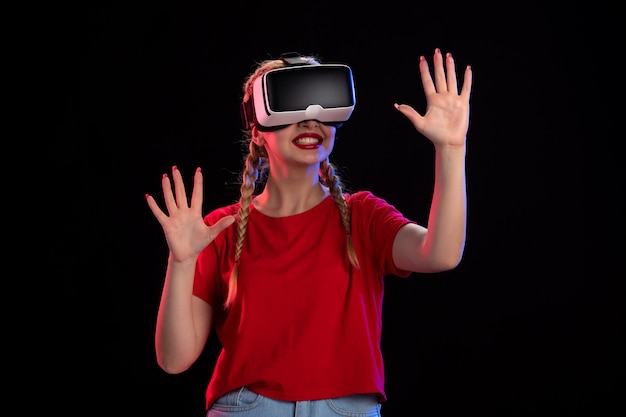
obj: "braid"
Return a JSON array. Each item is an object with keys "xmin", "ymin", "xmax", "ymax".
[
  {"xmin": 225, "ymin": 54, "xmax": 321, "ymax": 308},
  {"xmin": 225, "ymin": 141, "xmax": 265, "ymax": 308},
  {"xmin": 320, "ymin": 159, "xmax": 360, "ymax": 269}
]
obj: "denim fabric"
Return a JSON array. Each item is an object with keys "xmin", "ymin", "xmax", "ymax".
[{"xmin": 207, "ymin": 387, "xmax": 382, "ymax": 417}]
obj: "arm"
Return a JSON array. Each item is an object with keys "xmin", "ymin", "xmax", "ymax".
[
  {"xmin": 392, "ymin": 48, "xmax": 472, "ymax": 273},
  {"xmin": 146, "ymin": 166, "xmax": 235, "ymax": 373}
]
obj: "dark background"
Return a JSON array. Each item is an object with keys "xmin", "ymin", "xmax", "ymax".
[{"xmin": 44, "ymin": 1, "xmax": 622, "ymax": 416}]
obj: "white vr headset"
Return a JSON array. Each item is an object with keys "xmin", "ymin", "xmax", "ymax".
[{"xmin": 240, "ymin": 54, "xmax": 356, "ymax": 131}]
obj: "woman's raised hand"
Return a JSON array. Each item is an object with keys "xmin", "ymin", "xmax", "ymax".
[
  {"xmin": 394, "ymin": 48, "xmax": 472, "ymax": 148},
  {"xmin": 146, "ymin": 166, "xmax": 235, "ymax": 262}
]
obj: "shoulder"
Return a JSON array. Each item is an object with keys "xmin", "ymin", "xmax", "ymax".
[
  {"xmin": 346, "ymin": 190, "xmax": 390, "ymax": 208},
  {"xmin": 347, "ymin": 191, "xmax": 409, "ymax": 223},
  {"xmin": 204, "ymin": 202, "xmax": 240, "ymax": 225}
]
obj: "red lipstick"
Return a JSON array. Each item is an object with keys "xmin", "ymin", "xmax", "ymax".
[{"xmin": 292, "ymin": 133, "xmax": 323, "ymax": 149}]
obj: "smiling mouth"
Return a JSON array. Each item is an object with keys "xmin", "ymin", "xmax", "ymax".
[{"xmin": 293, "ymin": 137, "xmax": 322, "ymax": 146}]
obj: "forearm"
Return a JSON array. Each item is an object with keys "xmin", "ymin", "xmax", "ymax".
[
  {"xmin": 423, "ymin": 144, "xmax": 467, "ymax": 269},
  {"xmin": 155, "ymin": 254, "xmax": 204, "ymax": 373}
]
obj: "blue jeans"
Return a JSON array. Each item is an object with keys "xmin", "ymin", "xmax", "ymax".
[{"xmin": 207, "ymin": 387, "xmax": 382, "ymax": 417}]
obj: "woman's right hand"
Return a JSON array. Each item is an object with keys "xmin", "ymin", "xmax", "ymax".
[{"xmin": 146, "ymin": 166, "xmax": 235, "ymax": 263}]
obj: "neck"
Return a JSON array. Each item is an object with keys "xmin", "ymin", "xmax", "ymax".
[{"xmin": 253, "ymin": 178, "xmax": 329, "ymax": 217}]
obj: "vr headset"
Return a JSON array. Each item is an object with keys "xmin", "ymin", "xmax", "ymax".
[{"xmin": 240, "ymin": 52, "xmax": 356, "ymax": 131}]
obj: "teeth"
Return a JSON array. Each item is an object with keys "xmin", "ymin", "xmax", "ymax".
[{"xmin": 294, "ymin": 137, "xmax": 320, "ymax": 145}]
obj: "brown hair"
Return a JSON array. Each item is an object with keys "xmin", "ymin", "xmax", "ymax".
[{"xmin": 224, "ymin": 55, "xmax": 360, "ymax": 308}]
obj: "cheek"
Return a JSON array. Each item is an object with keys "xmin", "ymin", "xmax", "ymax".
[
  {"xmin": 325, "ymin": 132, "xmax": 336, "ymax": 149},
  {"xmin": 321, "ymin": 126, "xmax": 336, "ymax": 142}
]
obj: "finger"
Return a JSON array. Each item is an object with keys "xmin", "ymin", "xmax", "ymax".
[
  {"xmin": 209, "ymin": 215, "xmax": 236, "ymax": 241},
  {"xmin": 171, "ymin": 165, "xmax": 189, "ymax": 208},
  {"xmin": 190, "ymin": 167, "xmax": 204, "ymax": 213},
  {"xmin": 445, "ymin": 52, "xmax": 459, "ymax": 94},
  {"xmin": 145, "ymin": 194, "xmax": 168, "ymax": 224},
  {"xmin": 419, "ymin": 55, "xmax": 436, "ymax": 97},
  {"xmin": 460, "ymin": 64, "xmax": 473, "ymax": 100},
  {"xmin": 162, "ymin": 173, "xmax": 177, "ymax": 215},
  {"xmin": 394, "ymin": 102, "xmax": 425, "ymax": 132},
  {"xmin": 433, "ymin": 48, "xmax": 447, "ymax": 92}
]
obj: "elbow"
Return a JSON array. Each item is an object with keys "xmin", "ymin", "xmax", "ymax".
[
  {"xmin": 157, "ymin": 358, "xmax": 190, "ymax": 375},
  {"xmin": 398, "ymin": 245, "xmax": 464, "ymax": 273},
  {"xmin": 442, "ymin": 255, "xmax": 462, "ymax": 271},
  {"xmin": 156, "ymin": 351, "xmax": 194, "ymax": 375},
  {"xmin": 155, "ymin": 329, "xmax": 201, "ymax": 374},
  {"xmin": 442, "ymin": 248, "xmax": 464, "ymax": 271},
  {"xmin": 429, "ymin": 248, "xmax": 464, "ymax": 272},
  {"xmin": 438, "ymin": 240, "xmax": 465, "ymax": 271},
  {"xmin": 427, "ymin": 259, "xmax": 459, "ymax": 273}
]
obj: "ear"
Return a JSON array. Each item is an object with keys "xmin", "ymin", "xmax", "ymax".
[{"xmin": 251, "ymin": 127, "xmax": 265, "ymax": 146}]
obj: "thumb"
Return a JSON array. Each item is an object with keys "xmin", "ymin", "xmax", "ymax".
[
  {"xmin": 210, "ymin": 215, "xmax": 236, "ymax": 237},
  {"xmin": 394, "ymin": 103, "xmax": 424, "ymax": 131}
]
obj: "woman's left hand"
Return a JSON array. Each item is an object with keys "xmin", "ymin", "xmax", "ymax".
[{"xmin": 394, "ymin": 48, "xmax": 472, "ymax": 148}]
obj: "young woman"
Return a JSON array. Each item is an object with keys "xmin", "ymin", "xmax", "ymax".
[{"xmin": 146, "ymin": 48, "xmax": 472, "ymax": 416}]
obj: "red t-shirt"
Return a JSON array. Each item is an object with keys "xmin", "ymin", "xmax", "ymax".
[{"xmin": 193, "ymin": 191, "xmax": 413, "ymax": 409}]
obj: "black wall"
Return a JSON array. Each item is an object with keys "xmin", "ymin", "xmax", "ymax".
[{"xmin": 44, "ymin": 2, "xmax": 621, "ymax": 416}]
